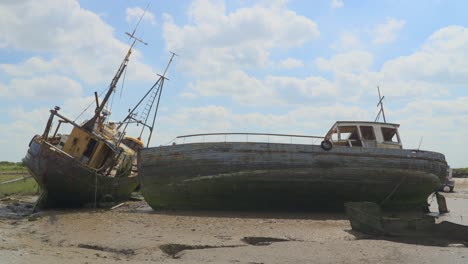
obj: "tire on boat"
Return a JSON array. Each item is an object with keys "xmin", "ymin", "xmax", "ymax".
[
  {"xmin": 321, "ymin": 139, "xmax": 333, "ymax": 151},
  {"xmin": 98, "ymin": 194, "xmax": 114, "ymax": 207},
  {"xmin": 443, "ymin": 186, "xmax": 451, "ymax": 193}
]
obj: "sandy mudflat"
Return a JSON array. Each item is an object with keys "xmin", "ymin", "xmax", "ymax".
[{"xmin": 1, "ymin": 181, "xmax": 468, "ymax": 263}]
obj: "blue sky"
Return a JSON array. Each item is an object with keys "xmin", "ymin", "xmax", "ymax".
[{"xmin": 0, "ymin": 0, "xmax": 467, "ymax": 167}]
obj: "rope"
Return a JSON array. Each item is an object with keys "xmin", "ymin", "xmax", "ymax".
[
  {"xmin": 379, "ymin": 174, "xmax": 408, "ymax": 206},
  {"xmin": 74, "ymin": 88, "xmax": 108, "ymax": 122},
  {"xmin": 94, "ymin": 171, "xmax": 98, "ymax": 208},
  {"xmin": 120, "ymin": 65, "xmax": 128, "ymax": 99},
  {"xmin": 163, "ymin": 137, "xmax": 177, "ymax": 146},
  {"xmin": 346, "ymin": 206, "xmax": 387, "ymax": 233},
  {"xmin": 109, "ymin": 89, "xmax": 115, "ymax": 117}
]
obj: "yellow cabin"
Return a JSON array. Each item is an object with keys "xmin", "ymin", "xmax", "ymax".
[{"xmin": 62, "ymin": 127, "xmax": 114, "ymax": 169}]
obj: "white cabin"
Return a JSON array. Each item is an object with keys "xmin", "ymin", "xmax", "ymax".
[{"xmin": 324, "ymin": 121, "xmax": 402, "ymax": 149}]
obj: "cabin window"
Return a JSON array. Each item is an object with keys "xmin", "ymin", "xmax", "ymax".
[
  {"xmin": 329, "ymin": 129, "xmax": 339, "ymax": 141},
  {"xmin": 338, "ymin": 126, "xmax": 359, "ymax": 141},
  {"xmin": 83, "ymin": 138, "xmax": 98, "ymax": 159},
  {"xmin": 360, "ymin": 126, "xmax": 376, "ymax": 140},
  {"xmin": 381, "ymin": 127, "xmax": 399, "ymax": 143}
]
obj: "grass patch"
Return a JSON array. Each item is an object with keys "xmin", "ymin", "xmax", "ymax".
[
  {"xmin": 0, "ymin": 161, "xmax": 38, "ymax": 196},
  {"xmin": 0, "ymin": 161, "xmax": 28, "ymax": 174},
  {"xmin": 0, "ymin": 165, "xmax": 27, "ymax": 172},
  {"xmin": 0, "ymin": 175, "xmax": 38, "ymax": 197}
]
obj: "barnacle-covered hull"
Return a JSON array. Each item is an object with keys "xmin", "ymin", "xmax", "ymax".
[{"xmin": 139, "ymin": 142, "xmax": 447, "ymax": 210}]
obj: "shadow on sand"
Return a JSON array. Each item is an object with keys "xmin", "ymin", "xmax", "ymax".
[
  {"xmin": 346, "ymin": 229, "xmax": 468, "ymax": 248},
  {"xmin": 131, "ymin": 205, "xmax": 349, "ymax": 221}
]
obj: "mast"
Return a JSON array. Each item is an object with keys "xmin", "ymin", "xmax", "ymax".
[
  {"xmin": 375, "ymin": 86, "xmax": 387, "ymax": 123},
  {"xmin": 82, "ymin": 7, "xmax": 149, "ymax": 132},
  {"xmin": 118, "ymin": 52, "xmax": 177, "ymax": 147},
  {"xmin": 144, "ymin": 52, "xmax": 177, "ymax": 147}
]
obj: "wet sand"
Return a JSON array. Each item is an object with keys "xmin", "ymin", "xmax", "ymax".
[{"xmin": 1, "ymin": 179, "xmax": 468, "ymax": 263}]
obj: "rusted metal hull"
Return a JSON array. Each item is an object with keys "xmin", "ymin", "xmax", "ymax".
[
  {"xmin": 24, "ymin": 138, "xmax": 139, "ymax": 208},
  {"xmin": 139, "ymin": 142, "xmax": 447, "ymax": 210}
]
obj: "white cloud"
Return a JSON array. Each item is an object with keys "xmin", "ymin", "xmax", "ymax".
[
  {"xmin": 0, "ymin": 57, "xmax": 56, "ymax": 77},
  {"xmin": 383, "ymin": 26, "xmax": 468, "ymax": 82},
  {"xmin": 163, "ymin": 0, "xmax": 320, "ymax": 105},
  {"xmin": 189, "ymin": 70, "xmax": 341, "ymax": 106},
  {"xmin": 180, "ymin": 92, "xmax": 198, "ymax": 99},
  {"xmin": 331, "ymin": 0, "xmax": 344, "ymax": 9},
  {"xmin": 0, "ymin": 0, "xmax": 155, "ymax": 85},
  {"xmin": 1, "ymin": 75, "xmax": 82, "ymax": 99},
  {"xmin": 315, "ymin": 51, "xmax": 374, "ymax": 73},
  {"xmin": 331, "ymin": 32, "xmax": 362, "ymax": 51},
  {"xmin": 163, "ymin": 0, "xmax": 319, "ymax": 71},
  {"xmin": 0, "ymin": 83, "xmax": 7, "ymax": 96},
  {"xmin": 278, "ymin": 58, "xmax": 304, "ymax": 69},
  {"xmin": 0, "ymin": 95, "xmax": 98, "ymax": 162},
  {"xmin": 265, "ymin": 76, "xmax": 337, "ymax": 98},
  {"xmin": 373, "ymin": 18, "xmax": 406, "ymax": 44},
  {"xmin": 0, "ymin": 0, "xmax": 101, "ymax": 52},
  {"xmin": 126, "ymin": 6, "xmax": 156, "ymax": 25},
  {"xmin": 315, "ymin": 25, "xmax": 468, "ymax": 99},
  {"xmin": 390, "ymin": 97, "xmax": 468, "ymax": 166},
  {"xmin": 159, "ymin": 104, "xmax": 370, "ymax": 139},
  {"xmin": 190, "ymin": 70, "xmax": 283, "ymax": 105}
]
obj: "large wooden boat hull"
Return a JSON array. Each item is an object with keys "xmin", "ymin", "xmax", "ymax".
[
  {"xmin": 139, "ymin": 142, "xmax": 447, "ymax": 210},
  {"xmin": 24, "ymin": 137, "xmax": 139, "ymax": 208}
]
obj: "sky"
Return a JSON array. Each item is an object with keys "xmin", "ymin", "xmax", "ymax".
[{"xmin": 0, "ymin": 0, "xmax": 467, "ymax": 167}]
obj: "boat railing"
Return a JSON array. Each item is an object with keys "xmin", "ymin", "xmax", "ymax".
[{"xmin": 173, "ymin": 132, "xmax": 325, "ymax": 145}]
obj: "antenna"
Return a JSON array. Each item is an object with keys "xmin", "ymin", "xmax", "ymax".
[
  {"xmin": 162, "ymin": 51, "xmax": 178, "ymax": 77},
  {"xmin": 126, "ymin": 2, "xmax": 150, "ymax": 46},
  {"xmin": 82, "ymin": 5, "xmax": 149, "ymax": 132},
  {"xmin": 375, "ymin": 86, "xmax": 387, "ymax": 123}
]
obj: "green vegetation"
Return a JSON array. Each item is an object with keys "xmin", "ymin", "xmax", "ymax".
[
  {"xmin": 0, "ymin": 161, "xmax": 38, "ymax": 196},
  {"xmin": 455, "ymin": 168, "xmax": 468, "ymax": 173},
  {"xmin": 0, "ymin": 176, "xmax": 38, "ymax": 196},
  {"xmin": 0, "ymin": 161, "xmax": 27, "ymax": 172}
]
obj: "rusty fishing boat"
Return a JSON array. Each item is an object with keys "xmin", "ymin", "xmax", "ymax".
[
  {"xmin": 23, "ymin": 17, "xmax": 176, "ymax": 208},
  {"xmin": 139, "ymin": 91, "xmax": 448, "ymax": 210}
]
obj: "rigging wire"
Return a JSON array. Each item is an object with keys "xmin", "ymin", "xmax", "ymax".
[
  {"xmin": 109, "ymin": 88, "xmax": 115, "ymax": 122},
  {"xmin": 74, "ymin": 3, "xmax": 151, "ymax": 124},
  {"xmin": 164, "ymin": 137, "xmax": 177, "ymax": 146},
  {"xmin": 74, "ymin": 87, "xmax": 108, "ymax": 122},
  {"xmin": 120, "ymin": 66, "xmax": 128, "ymax": 99}
]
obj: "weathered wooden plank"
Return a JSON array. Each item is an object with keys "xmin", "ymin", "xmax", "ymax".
[{"xmin": 139, "ymin": 142, "xmax": 447, "ymax": 210}]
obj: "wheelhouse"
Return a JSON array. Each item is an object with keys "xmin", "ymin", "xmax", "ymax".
[{"xmin": 325, "ymin": 121, "xmax": 402, "ymax": 149}]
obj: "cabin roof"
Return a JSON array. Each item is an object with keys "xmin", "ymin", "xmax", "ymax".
[
  {"xmin": 333, "ymin": 121, "xmax": 400, "ymax": 128},
  {"xmin": 325, "ymin": 121, "xmax": 400, "ymax": 138}
]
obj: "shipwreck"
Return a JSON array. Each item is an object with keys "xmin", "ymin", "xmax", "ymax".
[
  {"xmin": 23, "ymin": 13, "xmax": 175, "ymax": 208},
  {"xmin": 138, "ymin": 90, "xmax": 448, "ymax": 210}
]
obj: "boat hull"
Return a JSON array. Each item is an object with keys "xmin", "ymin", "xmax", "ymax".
[
  {"xmin": 24, "ymin": 138, "xmax": 139, "ymax": 208},
  {"xmin": 139, "ymin": 142, "xmax": 447, "ymax": 210}
]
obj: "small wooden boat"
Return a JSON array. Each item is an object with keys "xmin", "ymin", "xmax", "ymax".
[
  {"xmin": 139, "ymin": 121, "xmax": 448, "ymax": 210},
  {"xmin": 345, "ymin": 201, "xmax": 468, "ymax": 244}
]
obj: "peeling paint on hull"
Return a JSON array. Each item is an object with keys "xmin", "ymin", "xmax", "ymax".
[
  {"xmin": 139, "ymin": 142, "xmax": 447, "ymax": 210},
  {"xmin": 24, "ymin": 140, "xmax": 139, "ymax": 208}
]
